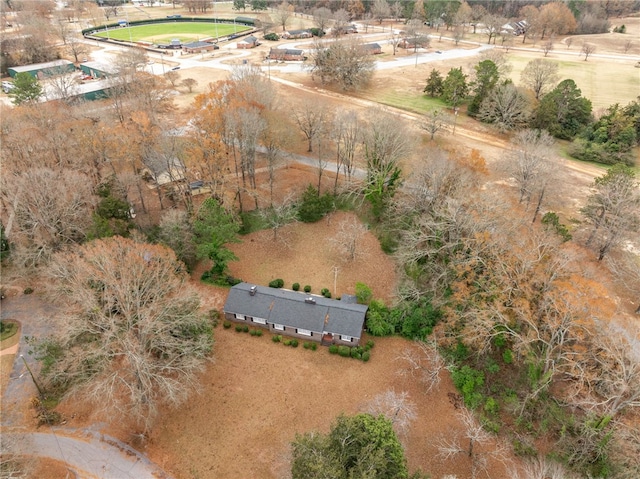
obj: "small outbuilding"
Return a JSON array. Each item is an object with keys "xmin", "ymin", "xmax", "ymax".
[
  {"xmin": 268, "ymin": 48, "xmax": 305, "ymax": 61},
  {"xmin": 398, "ymin": 36, "xmax": 430, "ymax": 49},
  {"xmin": 182, "ymin": 41, "xmax": 219, "ymax": 54},
  {"xmin": 79, "ymin": 61, "xmax": 117, "ymax": 79},
  {"xmin": 281, "ymin": 29, "xmax": 312, "ymax": 39},
  {"xmin": 237, "ymin": 35, "xmax": 259, "ymax": 49},
  {"xmin": 8, "ymin": 59, "xmax": 75, "ymax": 79},
  {"xmin": 362, "ymin": 43, "xmax": 382, "ymax": 55},
  {"xmin": 223, "ymin": 283, "xmax": 369, "ymax": 346}
]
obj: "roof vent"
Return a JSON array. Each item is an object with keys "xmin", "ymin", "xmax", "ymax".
[
  {"xmin": 305, "ymin": 297, "xmax": 316, "ymax": 305},
  {"xmin": 249, "ymin": 285, "xmax": 257, "ymax": 296}
]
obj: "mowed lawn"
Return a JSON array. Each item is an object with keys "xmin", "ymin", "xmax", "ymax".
[
  {"xmin": 94, "ymin": 22, "xmax": 250, "ymax": 43},
  {"xmin": 505, "ymin": 53, "xmax": 640, "ymax": 109}
]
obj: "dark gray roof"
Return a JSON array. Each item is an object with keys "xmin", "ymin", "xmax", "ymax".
[
  {"xmin": 224, "ymin": 283, "xmax": 368, "ymax": 338},
  {"xmin": 364, "ymin": 43, "xmax": 381, "ymax": 49},
  {"xmin": 183, "ymin": 41, "xmax": 214, "ymax": 48},
  {"xmin": 240, "ymin": 36, "xmax": 258, "ymax": 43}
]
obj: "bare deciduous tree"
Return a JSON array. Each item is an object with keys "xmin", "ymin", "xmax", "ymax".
[
  {"xmin": 581, "ymin": 42, "xmax": 596, "ymax": 61},
  {"xmin": 421, "ymin": 108, "xmax": 450, "ymax": 141},
  {"xmin": 308, "ymin": 38, "xmax": 376, "ymax": 91},
  {"xmin": 330, "ymin": 217, "xmax": 368, "ymax": 261},
  {"xmin": 606, "ymin": 252, "xmax": 640, "ymax": 314},
  {"xmin": 542, "ymin": 39, "xmax": 554, "ymax": 57},
  {"xmin": 272, "ymin": 0, "xmax": 293, "ymax": 32},
  {"xmin": 331, "ymin": 109, "xmax": 361, "ymax": 189},
  {"xmin": 396, "ymin": 340, "xmax": 445, "ymax": 394},
  {"xmin": 258, "ymin": 195, "xmax": 298, "ymax": 243},
  {"xmin": 42, "ymin": 237, "xmax": 213, "ymax": 433},
  {"xmin": 437, "ymin": 409, "xmax": 509, "ymax": 479},
  {"xmin": 478, "ymin": 82, "xmax": 531, "ymax": 132},
  {"xmin": 371, "ymin": 0, "xmax": 390, "ymax": 24},
  {"xmin": 0, "ymin": 168, "xmax": 96, "ymax": 267},
  {"xmin": 582, "ymin": 165, "xmax": 640, "ymax": 261},
  {"xmin": 164, "ymin": 70, "xmax": 180, "ymax": 87},
  {"xmin": 312, "ymin": 6, "xmax": 332, "ymax": 33},
  {"xmin": 293, "ymin": 101, "xmax": 327, "ymax": 153},
  {"xmin": 363, "ymin": 390, "xmax": 416, "ymax": 439},
  {"xmin": 181, "ymin": 78, "xmax": 198, "ymax": 93},
  {"xmin": 500, "ymin": 129, "xmax": 556, "ymax": 222},
  {"xmin": 520, "ymin": 58, "xmax": 559, "ymax": 100}
]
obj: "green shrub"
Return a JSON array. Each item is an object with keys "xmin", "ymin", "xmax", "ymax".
[
  {"xmin": 365, "ymin": 300, "xmax": 393, "ymax": 336},
  {"xmin": 290, "ymin": 339, "xmax": 299, "ymax": 348},
  {"xmin": 502, "ymin": 349, "xmax": 514, "ymax": 364},
  {"xmin": 311, "ymin": 342, "xmax": 317, "ymax": 351},
  {"xmin": 242, "ymin": 325, "xmax": 249, "ymax": 333},
  {"xmin": 283, "ymin": 339, "xmax": 292, "ymax": 346},
  {"xmin": 304, "ymin": 285, "xmax": 311, "ymax": 293},
  {"xmin": 250, "ymin": 329, "xmax": 263, "ymax": 337},
  {"xmin": 484, "ymin": 397, "xmax": 499, "ymax": 416},
  {"xmin": 542, "ymin": 212, "xmax": 572, "ymax": 242},
  {"xmin": 321, "ymin": 288, "xmax": 331, "ymax": 298},
  {"xmin": 235, "ymin": 325, "xmax": 243, "ymax": 332},
  {"xmin": 355, "ymin": 282, "xmax": 373, "ymax": 305},
  {"xmin": 366, "ymin": 339, "xmax": 375, "ymax": 349},
  {"xmin": 310, "ymin": 27, "xmax": 325, "ymax": 37},
  {"xmin": 264, "ymin": 32, "xmax": 280, "ymax": 40},
  {"xmin": 362, "ymin": 351, "xmax": 371, "ymax": 362},
  {"xmin": 292, "ymin": 282, "xmax": 300, "ymax": 291},
  {"xmin": 23, "ymin": 287, "xmax": 34, "ymax": 295},
  {"xmin": 223, "ymin": 321, "xmax": 232, "ymax": 329},
  {"xmin": 451, "ymin": 365, "xmax": 485, "ymax": 410},
  {"xmin": 329, "ymin": 344, "xmax": 339, "ymax": 354},
  {"xmin": 269, "ymin": 278, "xmax": 284, "ymax": 288},
  {"xmin": 303, "ymin": 341, "xmax": 311, "ymax": 349},
  {"xmin": 297, "ymin": 184, "xmax": 335, "ymax": 223},
  {"xmin": 272, "ymin": 335, "xmax": 282, "ymax": 343},
  {"xmin": 338, "ymin": 346, "xmax": 351, "ymax": 357}
]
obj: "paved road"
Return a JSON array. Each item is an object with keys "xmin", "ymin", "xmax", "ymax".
[{"xmin": 3, "ymin": 429, "xmax": 172, "ymax": 479}]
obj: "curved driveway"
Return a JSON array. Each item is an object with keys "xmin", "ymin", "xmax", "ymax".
[{"xmin": 1, "ymin": 295, "xmax": 174, "ymax": 479}]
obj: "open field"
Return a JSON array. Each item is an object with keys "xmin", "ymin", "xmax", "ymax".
[
  {"xmin": 93, "ymin": 22, "xmax": 250, "ymax": 43},
  {"xmin": 504, "ymin": 53, "xmax": 640, "ymax": 110}
]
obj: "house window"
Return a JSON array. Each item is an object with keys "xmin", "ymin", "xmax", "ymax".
[
  {"xmin": 253, "ymin": 317, "xmax": 266, "ymax": 324},
  {"xmin": 340, "ymin": 335, "xmax": 352, "ymax": 342},
  {"xmin": 273, "ymin": 324, "xmax": 284, "ymax": 331},
  {"xmin": 235, "ymin": 313, "xmax": 245, "ymax": 320},
  {"xmin": 297, "ymin": 328, "xmax": 312, "ymax": 336}
]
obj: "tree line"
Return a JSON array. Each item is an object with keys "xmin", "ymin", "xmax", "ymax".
[{"xmin": 424, "ymin": 55, "xmax": 640, "ymax": 166}]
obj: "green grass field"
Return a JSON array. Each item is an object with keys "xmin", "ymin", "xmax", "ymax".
[
  {"xmin": 95, "ymin": 22, "xmax": 250, "ymax": 43},
  {"xmin": 505, "ymin": 53, "xmax": 640, "ymax": 109}
]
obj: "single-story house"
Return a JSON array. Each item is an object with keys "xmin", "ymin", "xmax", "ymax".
[
  {"xmin": 398, "ymin": 36, "xmax": 430, "ymax": 49},
  {"xmin": 281, "ymin": 29, "xmax": 312, "ymax": 39},
  {"xmin": 223, "ymin": 283, "xmax": 369, "ymax": 346},
  {"xmin": 268, "ymin": 48, "xmax": 305, "ymax": 61},
  {"xmin": 182, "ymin": 41, "xmax": 219, "ymax": 54},
  {"xmin": 8, "ymin": 59, "xmax": 75, "ymax": 78},
  {"xmin": 362, "ymin": 43, "xmax": 382, "ymax": 55},
  {"xmin": 237, "ymin": 35, "xmax": 259, "ymax": 49}
]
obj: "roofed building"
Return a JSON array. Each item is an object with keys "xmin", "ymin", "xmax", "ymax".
[
  {"xmin": 268, "ymin": 48, "xmax": 305, "ymax": 61},
  {"xmin": 8, "ymin": 59, "xmax": 75, "ymax": 78},
  {"xmin": 223, "ymin": 283, "xmax": 368, "ymax": 346}
]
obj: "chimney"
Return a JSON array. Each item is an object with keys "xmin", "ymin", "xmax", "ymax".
[
  {"xmin": 305, "ymin": 297, "xmax": 316, "ymax": 305},
  {"xmin": 249, "ymin": 285, "xmax": 257, "ymax": 296}
]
